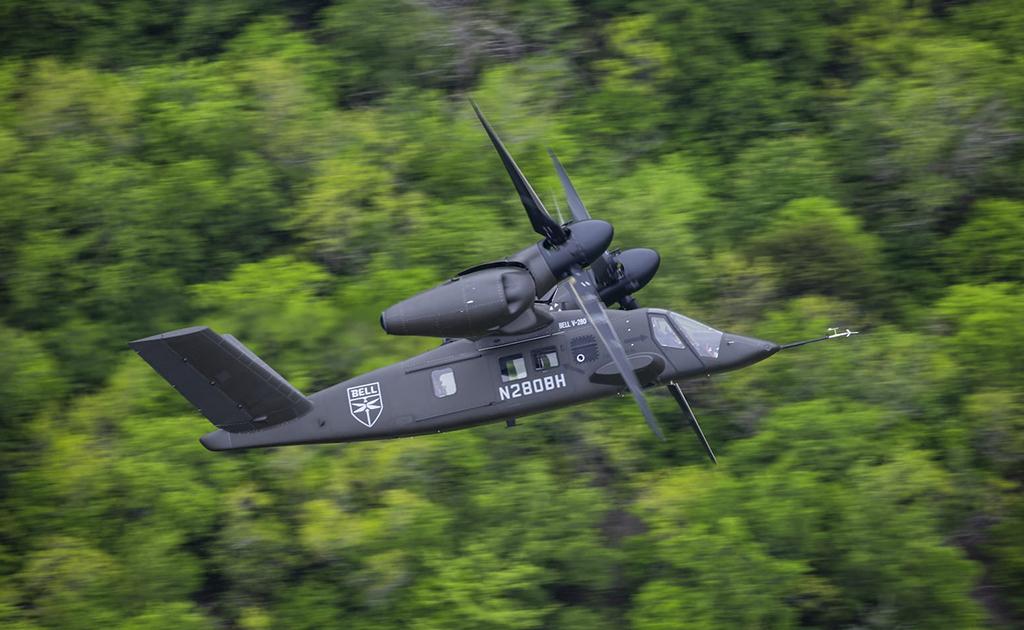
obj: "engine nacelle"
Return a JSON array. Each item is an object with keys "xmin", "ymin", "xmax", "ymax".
[
  {"xmin": 598, "ymin": 248, "xmax": 661, "ymax": 307},
  {"xmin": 381, "ymin": 265, "xmax": 537, "ymax": 338},
  {"xmin": 509, "ymin": 219, "xmax": 614, "ymax": 298}
]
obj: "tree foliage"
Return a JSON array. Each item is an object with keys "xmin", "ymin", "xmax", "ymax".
[{"xmin": 1, "ymin": 1, "xmax": 1022, "ymax": 628}]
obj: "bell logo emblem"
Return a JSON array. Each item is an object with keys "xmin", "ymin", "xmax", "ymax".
[{"xmin": 347, "ymin": 382, "xmax": 383, "ymax": 427}]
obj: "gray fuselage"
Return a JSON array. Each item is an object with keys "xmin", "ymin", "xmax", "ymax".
[{"xmin": 199, "ymin": 308, "xmax": 777, "ymax": 450}]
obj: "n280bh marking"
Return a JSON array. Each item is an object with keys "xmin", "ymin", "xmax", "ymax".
[{"xmin": 499, "ymin": 374, "xmax": 567, "ymax": 401}]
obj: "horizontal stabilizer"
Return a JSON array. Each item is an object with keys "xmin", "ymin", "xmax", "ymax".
[{"xmin": 130, "ymin": 327, "xmax": 312, "ymax": 433}]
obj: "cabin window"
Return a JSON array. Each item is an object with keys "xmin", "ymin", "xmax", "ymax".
[
  {"xmin": 533, "ymin": 347, "xmax": 559, "ymax": 371},
  {"xmin": 499, "ymin": 354, "xmax": 527, "ymax": 382},
  {"xmin": 651, "ymin": 314, "xmax": 685, "ymax": 349},
  {"xmin": 670, "ymin": 313, "xmax": 722, "ymax": 359},
  {"xmin": 431, "ymin": 368, "xmax": 457, "ymax": 398}
]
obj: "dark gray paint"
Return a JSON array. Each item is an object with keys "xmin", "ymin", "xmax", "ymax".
[
  {"xmin": 381, "ymin": 265, "xmax": 537, "ymax": 338},
  {"xmin": 129, "ymin": 326, "xmax": 312, "ymax": 433},
  {"xmin": 133, "ymin": 308, "xmax": 777, "ymax": 451},
  {"xmin": 128, "ymin": 103, "xmax": 841, "ymax": 454}
]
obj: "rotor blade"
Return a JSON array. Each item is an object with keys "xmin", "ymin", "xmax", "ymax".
[
  {"xmin": 567, "ymin": 267, "xmax": 665, "ymax": 441},
  {"xmin": 470, "ymin": 101, "xmax": 567, "ymax": 245},
  {"xmin": 547, "ymin": 149, "xmax": 616, "ymax": 282},
  {"xmin": 667, "ymin": 382, "xmax": 717, "ymax": 463},
  {"xmin": 547, "ymin": 149, "xmax": 591, "ymax": 222}
]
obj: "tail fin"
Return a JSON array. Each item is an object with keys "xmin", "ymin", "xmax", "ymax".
[{"xmin": 130, "ymin": 327, "xmax": 312, "ymax": 433}]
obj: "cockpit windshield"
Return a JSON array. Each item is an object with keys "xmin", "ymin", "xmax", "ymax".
[{"xmin": 669, "ymin": 312, "xmax": 723, "ymax": 359}]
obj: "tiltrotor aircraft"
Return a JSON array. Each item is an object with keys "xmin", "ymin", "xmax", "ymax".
[{"xmin": 131, "ymin": 103, "xmax": 858, "ymax": 461}]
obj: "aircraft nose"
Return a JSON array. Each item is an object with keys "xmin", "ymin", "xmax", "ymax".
[{"xmin": 712, "ymin": 333, "xmax": 780, "ymax": 372}]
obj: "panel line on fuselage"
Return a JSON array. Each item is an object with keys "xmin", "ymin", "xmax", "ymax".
[
  {"xmin": 476, "ymin": 329, "xmax": 565, "ymax": 351},
  {"xmin": 404, "ymin": 349, "xmax": 484, "ymax": 374}
]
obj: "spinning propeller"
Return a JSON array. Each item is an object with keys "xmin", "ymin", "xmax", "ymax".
[
  {"xmin": 566, "ymin": 266, "xmax": 665, "ymax": 440},
  {"xmin": 474, "ymin": 101, "xmax": 696, "ymax": 446},
  {"xmin": 548, "ymin": 150, "xmax": 660, "ymax": 309},
  {"xmin": 474, "ymin": 100, "xmax": 846, "ymax": 460},
  {"xmin": 548, "ymin": 145, "xmax": 712, "ymax": 455},
  {"xmin": 471, "ymin": 101, "xmax": 568, "ymax": 246}
]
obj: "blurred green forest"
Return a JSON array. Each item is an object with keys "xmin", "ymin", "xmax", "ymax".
[{"xmin": 1, "ymin": 0, "xmax": 1023, "ymax": 628}]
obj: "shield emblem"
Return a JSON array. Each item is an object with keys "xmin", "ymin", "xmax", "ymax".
[{"xmin": 347, "ymin": 382, "xmax": 383, "ymax": 427}]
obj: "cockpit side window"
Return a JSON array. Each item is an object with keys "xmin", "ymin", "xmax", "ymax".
[
  {"xmin": 670, "ymin": 313, "xmax": 722, "ymax": 359},
  {"xmin": 651, "ymin": 314, "xmax": 685, "ymax": 349}
]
